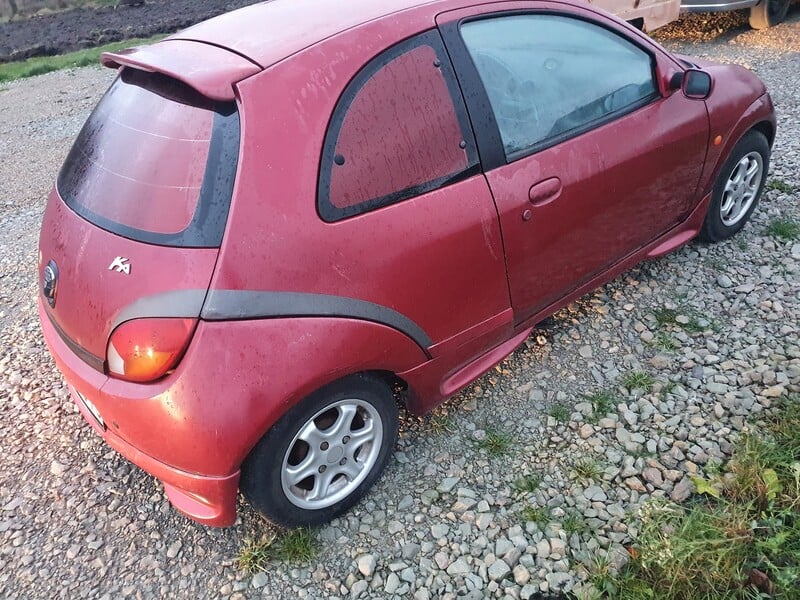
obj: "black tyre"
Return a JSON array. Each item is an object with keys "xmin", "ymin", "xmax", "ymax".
[
  {"xmin": 699, "ymin": 130, "xmax": 769, "ymax": 243},
  {"xmin": 240, "ymin": 374, "xmax": 398, "ymax": 528},
  {"xmin": 749, "ymin": 0, "xmax": 790, "ymax": 29}
]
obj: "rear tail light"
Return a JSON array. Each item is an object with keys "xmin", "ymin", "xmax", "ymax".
[{"xmin": 107, "ymin": 318, "xmax": 197, "ymax": 383}]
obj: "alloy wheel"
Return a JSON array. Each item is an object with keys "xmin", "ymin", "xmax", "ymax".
[
  {"xmin": 280, "ymin": 399, "xmax": 383, "ymax": 510},
  {"xmin": 719, "ymin": 151, "xmax": 763, "ymax": 227}
]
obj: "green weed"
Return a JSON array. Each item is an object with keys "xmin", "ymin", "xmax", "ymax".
[
  {"xmin": 622, "ymin": 370, "xmax": 655, "ymax": 393},
  {"xmin": 513, "ymin": 473, "xmax": 543, "ymax": 494},
  {"xmin": 427, "ymin": 413, "xmax": 455, "ymax": 434},
  {"xmin": 583, "ymin": 390, "xmax": 616, "ymax": 420},
  {"xmin": 549, "ymin": 402, "xmax": 571, "ymax": 423},
  {"xmin": 562, "ymin": 511, "xmax": 589, "ymax": 536},
  {"xmin": 238, "ymin": 528, "xmax": 318, "ymax": 572},
  {"xmin": 475, "ymin": 426, "xmax": 513, "ymax": 457},
  {"xmin": 765, "ymin": 178, "xmax": 795, "ymax": 194},
  {"xmin": 572, "ymin": 459, "xmax": 603, "ymax": 482},
  {"xmin": 653, "ymin": 332, "xmax": 679, "ymax": 352},
  {"xmin": 765, "ymin": 217, "xmax": 800, "ymax": 241},
  {"xmin": 661, "ymin": 380, "xmax": 679, "ymax": 399},
  {"xmin": 521, "ymin": 505, "xmax": 548, "ymax": 525},
  {"xmin": 596, "ymin": 396, "xmax": 800, "ymax": 598},
  {"xmin": 652, "ymin": 307, "xmax": 678, "ymax": 327}
]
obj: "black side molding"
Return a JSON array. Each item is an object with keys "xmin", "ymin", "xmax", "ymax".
[{"xmin": 202, "ymin": 290, "xmax": 433, "ymax": 353}]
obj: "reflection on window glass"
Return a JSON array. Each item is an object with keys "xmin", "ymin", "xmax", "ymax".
[
  {"xmin": 59, "ymin": 70, "xmax": 217, "ymax": 236},
  {"xmin": 461, "ymin": 15, "xmax": 657, "ymax": 157},
  {"xmin": 327, "ymin": 44, "xmax": 469, "ymax": 213}
]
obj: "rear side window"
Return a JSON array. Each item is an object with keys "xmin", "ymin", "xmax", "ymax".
[
  {"xmin": 318, "ymin": 30, "xmax": 478, "ymax": 222},
  {"xmin": 58, "ymin": 69, "xmax": 240, "ymax": 247}
]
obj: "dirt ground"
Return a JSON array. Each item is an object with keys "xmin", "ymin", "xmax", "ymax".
[{"xmin": 0, "ymin": 0, "xmax": 260, "ymax": 62}]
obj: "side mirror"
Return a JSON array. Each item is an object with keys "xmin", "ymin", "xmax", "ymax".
[{"xmin": 682, "ymin": 69, "xmax": 712, "ymax": 99}]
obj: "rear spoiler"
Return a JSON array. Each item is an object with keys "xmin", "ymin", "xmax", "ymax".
[{"xmin": 101, "ymin": 39, "xmax": 261, "ymax": 102}]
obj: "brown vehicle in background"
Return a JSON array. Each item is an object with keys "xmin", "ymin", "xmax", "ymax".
[
  {"xmin": 587, "ymin": 0, "xmax": 795, "ymax": 30},
  {"xmin": 588, "ymin": 0, "xmax": 682, "ymax": 30}
]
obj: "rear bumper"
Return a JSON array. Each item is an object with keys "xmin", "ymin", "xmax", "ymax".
[
  {"xmin": 40, "ymin": 298, "xmax": 240, "ymax": 527},
  {"xmin": 72, "ymin": 384, "xmax": 240, "ymax": 526},
  {"xmin": 680, "ymin": 0, "xmax": 759, "ymax": 12}
]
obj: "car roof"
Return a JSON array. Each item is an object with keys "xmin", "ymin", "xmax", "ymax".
[{"xmin": 169, "ymin": 0, "xmax": 443, "ymax": 69}]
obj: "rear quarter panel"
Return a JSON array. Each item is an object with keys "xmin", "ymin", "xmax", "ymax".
[{"xmin": 97, "ymin": 317, "xmax": 427, "ymax": 475}]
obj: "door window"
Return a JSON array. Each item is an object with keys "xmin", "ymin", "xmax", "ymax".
[
  {"xmin": 318, "ymin": 31, "xmax": 477, "ymax": 222},
  {"xmin": 460, "ymin": 15, "xmax": 658, "ymax": 159}
]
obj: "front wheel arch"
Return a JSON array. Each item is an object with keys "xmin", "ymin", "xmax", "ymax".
[{"xmin": 699, "ymin": 129, "xmax": 770, "ymax": 242}]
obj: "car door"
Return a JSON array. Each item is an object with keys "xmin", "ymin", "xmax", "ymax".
[{"xmin": 438, "ymin": 3, "xmax": 709, "ymax": 325}]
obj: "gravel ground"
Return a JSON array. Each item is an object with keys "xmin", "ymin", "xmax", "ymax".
[{"xmin": 1, "ymin": 12, "xmax": 799, "ymax": 600}]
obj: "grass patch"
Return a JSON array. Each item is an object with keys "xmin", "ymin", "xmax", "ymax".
[
  {"xmin": 562, "ymin": 511, "xmax": 589, "ymax": 536},
  {"xmin": 0, "ymin": 35, "xmax": 164, "ymax": 83},
  {"xmin": 513, "ymin": 473, "xmax": 543, "ymax": 494},
  {"xmin": 583, "ymin": 390, "xmax": 616, "ymax": 421},
  {"xmin": 653, "ymin": 332, "xmax": 679, "ymax": 352},
  {"xmin": 622, "ymin": 370, "xmax": 655, "ymax": 393},
  {"xmin": 682, "ymin": 313, "xmax": 713, "ymax": 333},
  {"xmin": 549, "ymin": 402, "xmax": 571, "ymax": 423},
  {"xmin": 427, "ymin": 413, "xmax": 455, "ymax": 434},
  {"xmin": 521, "ymin": 505, "xmax": 548, "ymax": 525},
  {"xmin": 653, "ymin": 305, "xmax": 717, "ymax": 334},
  {"xmin": 598, "ymin": 395, "xmax": 800, "ymax": 598},
  {"xmin": 572, "ymin": 459, "xmax": 603, "ymax": 482},
  {"xmin": 238, "ymin": 528, "xmax": 319, "ymax": 572},
  {"xmin": 765, "ymin": 217, "xmax": 800, "ymax": 242},
  {"xmin": 475, "ymin": 426, "xmax": 513, "ymax": 457},
  {"xmin": 765, "ymin": 178, "xmax": 795, "ymax": 194},
  {"xmin": 652, "ymin": 307, "xmax": 678, "ymax": 327}
]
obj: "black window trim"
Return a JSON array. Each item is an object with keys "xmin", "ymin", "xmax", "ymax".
[
  {"xmin": 317, "ymin": 29, "xmax": 480, "ymax": 223},
  {"xmin": 57, "ymin": 69, "xmax": 241, "ymax": 249},
  {"xmin": 439, "ymin": 10, "xmax": 663, "ymax": 170}
]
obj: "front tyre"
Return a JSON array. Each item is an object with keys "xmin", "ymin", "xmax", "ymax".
[
  {"xmin": 240, "ymin": 374, "xmax": 398, "ymax": 528},
  {"xmin": 749, "ymin": 0, "xmax": 790, "ymax": 29},
  {"xmin": 699, "ymin": 130, "xmax": 769, "ymax": 243}
]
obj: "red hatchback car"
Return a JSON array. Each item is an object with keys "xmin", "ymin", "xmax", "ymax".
[{"xmin": 39, "ymin": 0, "xmax": 775, "ymax": 528}]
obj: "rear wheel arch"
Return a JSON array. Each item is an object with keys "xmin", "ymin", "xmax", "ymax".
[
  {"xmin": 240, "ymin": 367, "xmax": 415, "ymax": 463},
  {"xmin": 239, "ymin": 370, "xmax": 407, "ymax": 527}
]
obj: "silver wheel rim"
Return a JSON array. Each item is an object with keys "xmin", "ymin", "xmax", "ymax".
[
  {"xmin": 281, "ymin": 398, "xmax": 383, "ymax": 510},
  {"xmin": 720, "ymin": 151, "xmax": 763, "ymax": 227}
]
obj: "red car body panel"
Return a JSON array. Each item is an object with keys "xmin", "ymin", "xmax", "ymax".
[
  {"xmin": 483, "ymin": 93, "xmax": 709, "ymax": 323},
  {"xmin": 169, "ymin": 0, "xmax": 447, "ymax": 69},
  {"xmin": 218, "ymin": 54, "xmax": 511, "ymax": 347},
  {"xmin": 37, "ymin": 0, "xmax": 776, "ymax": 526},
  {"xmin": 39, "ymin": 188, "xmax": 218, "ymax": 360},
  {"xmin": 699, "ymin": 71, "xmax": 774, "ymax": 196}
]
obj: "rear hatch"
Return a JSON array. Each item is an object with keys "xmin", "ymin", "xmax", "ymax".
[{"xmin": 39, "ymin": 56, "xmax": 243, "ymax": 374}]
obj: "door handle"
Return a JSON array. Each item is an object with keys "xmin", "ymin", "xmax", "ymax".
[{"xmin": 528, "ymin": 177, "xmax": 562, "ymax": 207}]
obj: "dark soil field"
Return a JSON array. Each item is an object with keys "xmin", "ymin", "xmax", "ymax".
[{"xmin": 0, "ymin": 0, "xmax": 260, "ymax": 62}]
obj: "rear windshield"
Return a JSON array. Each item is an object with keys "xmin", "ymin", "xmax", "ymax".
[{"xmin": 58, "ymin": 69, "xmax": 240, "ymax": 247}]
